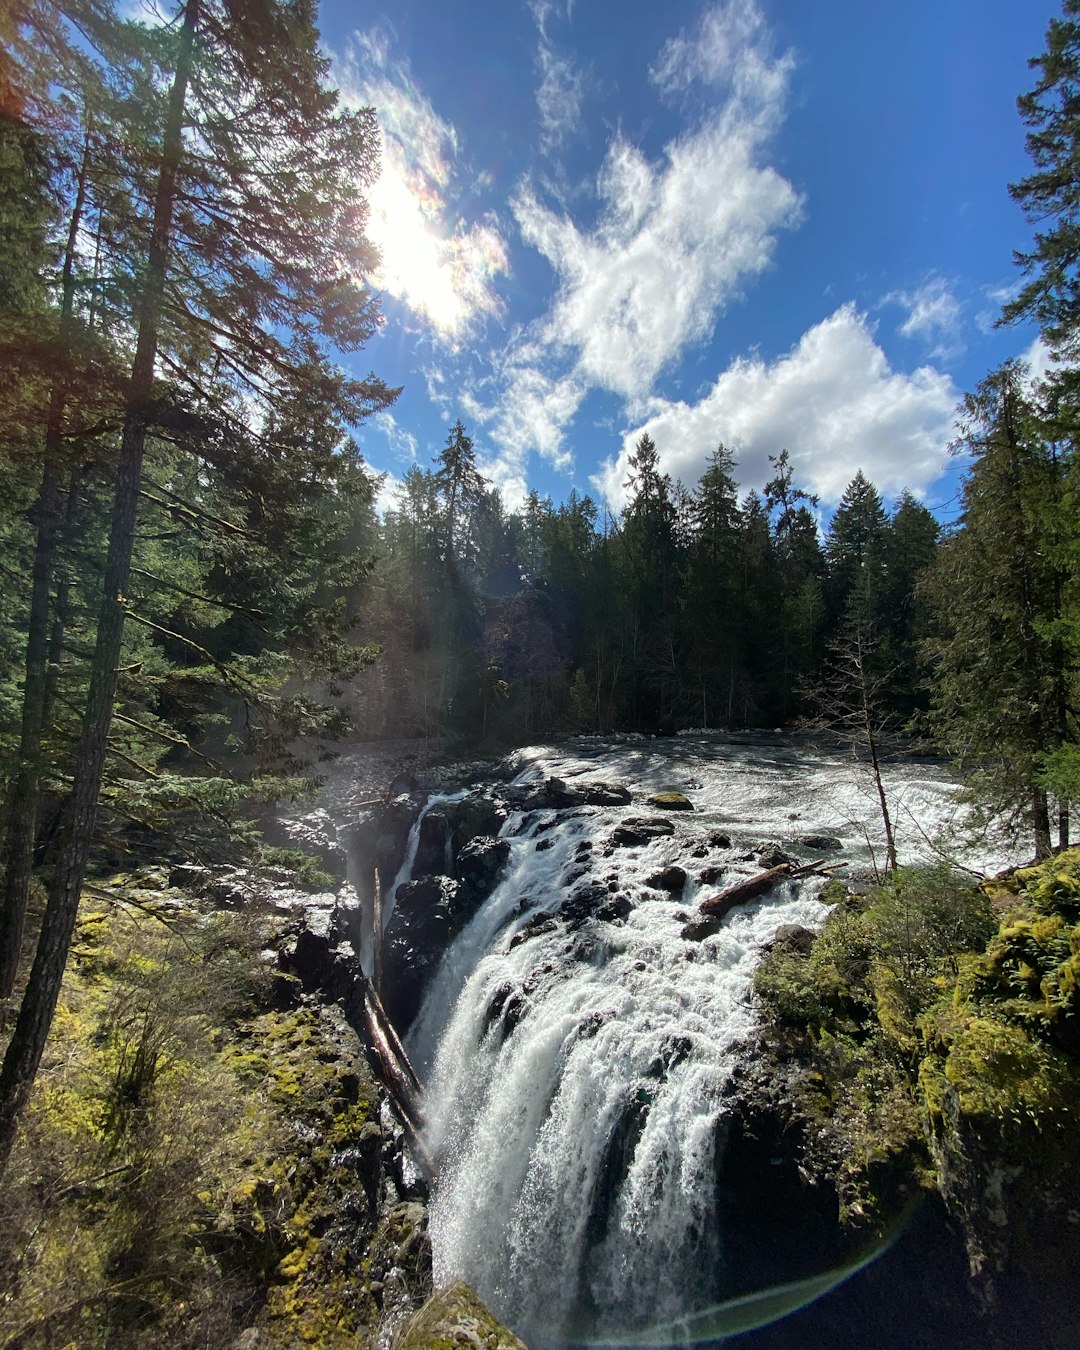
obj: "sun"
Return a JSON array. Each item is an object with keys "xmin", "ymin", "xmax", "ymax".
[{"xmin": 363, "ymin": 135, "xmax": 507, "ymax": 341}]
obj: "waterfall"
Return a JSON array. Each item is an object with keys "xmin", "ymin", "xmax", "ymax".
[{"xmin": 389, "ymin": 736, "xmax": 1014, "ymax": 1347}]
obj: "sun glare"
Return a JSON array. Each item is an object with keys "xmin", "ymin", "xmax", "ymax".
[{"xmin": 366, "ymin": 143, "xmax": 507, "ymax": 339}]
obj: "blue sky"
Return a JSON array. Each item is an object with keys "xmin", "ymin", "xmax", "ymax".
[{"xmin": 316, "ymin": 0, "xmax": 1051, "ymax": 520}]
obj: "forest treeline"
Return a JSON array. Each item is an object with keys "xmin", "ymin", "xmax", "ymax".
[
  {"xmin": 363, "ymin": 430, "xmax": 937, "ymax": 738},
  {"xmin": 0, "ymin": 0, "xmax": 1078, "ymax": 1166}
]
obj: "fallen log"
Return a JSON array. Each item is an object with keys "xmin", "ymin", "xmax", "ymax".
[
  {"xmin": 361, "ymin": 987, "xmax": 434, "ymax": 1181},
  {"xmin": 682, "ymin": 858, "xmax": 847, "ymax": 942}
]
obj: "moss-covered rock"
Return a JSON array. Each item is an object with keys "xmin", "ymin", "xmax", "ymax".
[
  {"xmin": 646, "ymin": 790, "xmax": 694, "ymax": 810},
  {"xmin": 393, "ymin": 1282, "xmax": 527, "ymax": 1350},
  {"xmin": 746, "ymin": 855, "xmax": 1080, "ymax": 1340}
]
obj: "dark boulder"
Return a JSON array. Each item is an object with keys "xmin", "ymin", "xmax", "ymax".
[
  {"xmin": 547, "ymin": 777, "xmax": 632, "ymax": 808},
  {"xmin": 611, "ymin": 816, "xmax": 676, "ymax": 847},
  {"xmin": 698, "ymin": 864, "xmax": 726, "ymax": 886},
  {"xmin": 646, "ymin": 865, "xmax": 688, "ymax": 894},
  {"xmin": 457, "ymin": 836, "xmax": 510, "ymax": 910},
  {"xmin": 769, "ymin": 923, "xmax": 816, "ymax": 956},
  {"xmin": 796, "ymin": 833, "xmax": 844, "ymax": 853},
  {"xmin": 558, "ymin": 880, "xmax": 632, "ymax": 929},
  {"xmin": 756, "ymin": 841, "xmax": 795, "ymax": 869}
]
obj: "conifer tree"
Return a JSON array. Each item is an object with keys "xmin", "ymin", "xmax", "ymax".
[
  {"xmin": 0, "ymin": 0, "xmax": 394, "ymax": 1171},
  {"xmin": 923, "ymin": 362, "xmax": 1072, "ymax": 857}
]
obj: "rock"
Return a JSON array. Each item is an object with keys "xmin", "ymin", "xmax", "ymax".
[
  {"xmin": 381, "ymin": 875, "xmax": 462, "ymax": 1030},
  {"xmin": 547, "ymin": 777, "xmax": 633, "ymax": 807},
  {"xmin": 559, "ymin": 880, "xmax": 628, "ymax": 928},
  {"xmin": 508, "ymin": 915, "xmax": 558, "ymax": 950},
  {"xmin": 698, "ymin": 864, "xmax": 726, "ymax": 886},
  {"xmin": 444, "ymin": 793, "xmax": 508, "ymax": 855},
  {"xmin": 610, "ymin": 816, "xmax": 677, "ymax": 847},
  {"xmin": 769, "ymin": 923, "xmax": 816, "ymax": 956},
  {"xmin": 414, "ymin": 810, "xmax": 452, "ymax": 876},
  {"xmin": 681, "ymin": 913, "xmax": 724, "ymax": 942},
  {"xmin": 387, "ymin": 769, "xmax": 420, "ymax": 798},
  {"xmin": 394, "ymin": 1282, "xmax": 527, "ymax": 1350},
  {"xmin": 331, "ymin": 884, "xmax": 364, "ymax": 950},
  {"xmin": 646, "ymin": 865, "xmax": 688, "ymax": 893},
  {"xmin": 457, "ymin": 836, "xmax": 511, "ymax": 909},
  {"xmin": 709, "ymin": 830, "xmax": 732, "ymax": 849},
  {"xmin": 796, "ymin": 833, "xmax": 844, "ymax": 853},
  {"xmin": 756, "ymin": 841, "xmax": 795, "ymax": 869},
  {"xmin": 647, "ymin": 791, "xmax": 695, "ymax": 810},
  {"xmin": 596, "ymin": 893, "xmax": 632, "ymax": 923},
  {"xmin": 375, "ymin": 793, "xmax": 425, "ymax": 883}
]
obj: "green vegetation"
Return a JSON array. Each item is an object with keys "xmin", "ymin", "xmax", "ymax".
[
  {"xmin": 753, "ymin": 853, "xmax": 1080, "ymax": 1274},
  {"xmin": 0, "ymin": 876, "xmax": 419, "ymax": 1348}
]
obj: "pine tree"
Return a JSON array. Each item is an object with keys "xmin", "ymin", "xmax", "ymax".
[
  {"xmin": 824, "ymin": 470, "xmax": 888, "ymax": 628},
  {"xmin": 0, "ymin": 0, "xmax": 394, "ymax": 1171},
  {"xmin": 923, "ymin": 362, "xmax": 1072, "ymax": 857},
  {"xmin": 1002, "ymin": 0, "xmax": 1080, "ymax": 362}
]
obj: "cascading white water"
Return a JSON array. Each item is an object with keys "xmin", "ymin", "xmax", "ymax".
[
  {"xmin": 401, "ymin": 736, "xmax": 1017, "ymax": 1347},
  {"xmin": 382, "ymin": 790, "xmax": 466, "ymax": 932}
]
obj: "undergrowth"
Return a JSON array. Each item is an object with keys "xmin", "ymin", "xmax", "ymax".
[
  {"xmin": 0, "ymin": 873, "xmax": 395, "ymax": 1349},
  {"xmin": 753, "ymin": 853, "xmax": 1080, "ymax": 1235}
]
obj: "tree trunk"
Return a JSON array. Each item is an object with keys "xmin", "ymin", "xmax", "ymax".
[
  {"xmin": 0, "ymin": 135, "xmax": 91, "ymax": 1002},
  {"xmin": 1032, "ymin": 789, "xmax": 1052, "ymax": 860},
  {"xmin": 0, "ymin": 0, "xmax": 197, "ymax": 1174}
]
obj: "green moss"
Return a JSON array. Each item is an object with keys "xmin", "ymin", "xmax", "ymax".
[
  {"xmin": 0, "ymin": 879, "xmax": 387, "ymax": 1350},
  {"xmin": 753, "ymin": 859, "xmax": 1080, "ymax": 1240}
]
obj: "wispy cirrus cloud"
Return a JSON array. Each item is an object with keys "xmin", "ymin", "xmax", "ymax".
[
  {"xmin": 529, "ymin": 0, "xmax": 586, "ymax": 155},
  {"xmin": 334, "ymin": 29, "xmax": 509, "ymax": 341},
  {"xmin": 886, "ymin": 274, "xmax": 964, "ymax": 360}
]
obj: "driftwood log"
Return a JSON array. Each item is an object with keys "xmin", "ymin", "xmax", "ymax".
[
  {"xmin": 362, "ymin": 985, "xmax": 433, "ymax": 1180},
  {"xmin": 682, "ymin": 858, "xmax": 846, "ymax": 942}
]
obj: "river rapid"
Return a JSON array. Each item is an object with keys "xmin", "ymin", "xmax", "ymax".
[{"xmin": 352, "ymin": 734, "xmax": 1018, "ymax": 1347}]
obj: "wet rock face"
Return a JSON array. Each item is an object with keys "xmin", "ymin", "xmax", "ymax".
[
  {"xmin": 457, "ymin": 836, "xmax": 511, "ymax": 908},
  {"xmin": 547, "ymin": 777, "xmax": 633, "ymax": 808},
  {"xmin": 375, "ymin": 793, "xmax": 426, "ymax": 881},
  {"xmin": 646, "ymin": 865, "xmax": 688, "ymax": 894},
  {"xmin": 380, "ymin": 834, "xmax": 511, "ymax": 1033},
  {"xmin": 382, "ymin": 876, "xmax": 462, "ymax": 1030},
  {"xmin": 647, "ymin": 790, "xmax": 695, "ymax": 810},
  {"xmin": 503, "ymin": 778, "xmax": 632, "ymax": 812},
  {"xmin": 443, "ymin": 793, "xmax": 508, "ymax": 855},
  {"xmin": 414, "ymin": 810, "xmax": 452, "ymax": 877},
  {"xmin": 610, "ymin": 816, "xmax": 676, "ymax": 847}
]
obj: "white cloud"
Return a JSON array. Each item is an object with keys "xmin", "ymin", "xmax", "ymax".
[
  {"xmin": 887, "ymin": 275, "xmax": 963, "ymax": 359},
  {"xmin": 374, "ymin": 410, "xmax": 418, "ymax": 464},
  {"xmin": 511, "ymin": 102, "xmax": 800, "ymax": 406},
  {"xmin": 535, "ymin": 42, "xmax": 585, "ymax": 153},
  {"xmin": 649, "ymin": 0, "xmax": 793, "ymax": 109},
  {"xmin": 334, "ymin": 31, "xmax": 509, "ymax": 340},
  {"xmin": 590, "ymin": 304, "xmax": 959, "ymax": 511},
  {"xmin": 1022, "ymin": 334, "xmax": 1057, "ymax": 387},
  {"xmin": 489, "ymin": 0, "xmax": 799, "ymax": 475},
  {"xmin": 374, "ymin": 469, "xmax": 401, "ymax": 519}
]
